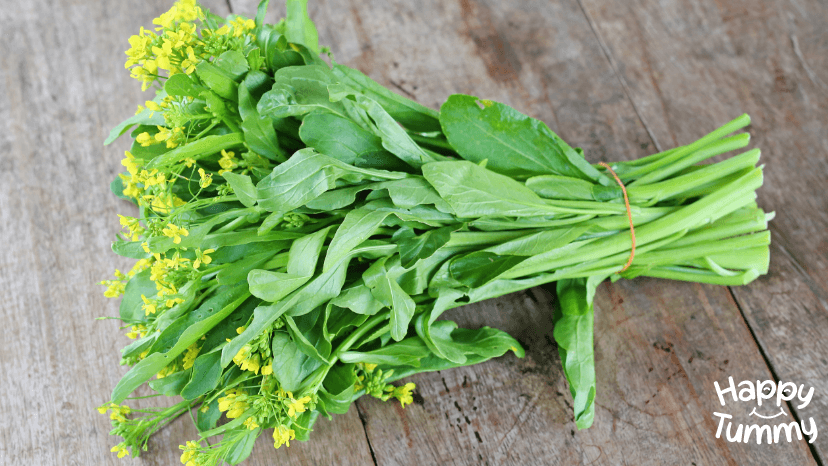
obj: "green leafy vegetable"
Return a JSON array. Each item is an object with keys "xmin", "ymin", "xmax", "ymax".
[{"xmin": 98, "ymin": 1, "xmax": 771, "ymax": 463}]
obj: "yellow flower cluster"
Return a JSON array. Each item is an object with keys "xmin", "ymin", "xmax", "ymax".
[
  {"xmin": 125, "ymin": 324, "xmax": 148, "ymax": 340},
  {"xmin": 217, "ymin": 149, "xmax": 238, "ymax": 175},
  {"xmin": 387, "ymin": 382, "xmax": 416, "ymax": 408},
  {"xmin": 218, "ymin": 388, "xmax": 249, "ymax": 419},
  {"xmin": 100, "ymin": 258, "xmax": 152, "ymax": 299},
  {"xmin": 136, "ymin": 126, "xmax": 185, "ymax": 149},
  {"xmin": 125, "ymin": 0, "xmax": 204, "ymax": 90},
  {"xmin": 231, "ymin": 344, "xmax": 263, "ymax": 374},
  {"xmin": 272, "ymin": 425, "xmax": 295, "ymax": 449},
  {"xmin": 98, "ymin": 402, "xmax": 132, "ymax": 423},
  {"xmin": 182, "ymin": 343, "xmax": 200, "ymax": 369},
  {"xmin": 118, "ymin": 215, "xmax": 145, "ymax": 241},
  {"xmin": 101, "ymin": 270, "xmax": 128, "ymax": 298},
  {"xmin": 110, "ymin": 443, "xmax": 130, "ymax": 459},
  {"xmin": 162, "ymin": 223, "xmax": 189, "ymax": 244},
  {"xmin": 285, "ymin": 393, "xmax": 312, "ymax": 419},
  {"xmin": 193, "ymin": 248, "xmax": 214, "ymax": 268},
  {"xmin": 197, "ymin": 168, "xmax": 212, "ymax": 188},
  {"xmin": 179, "ymin": 440, "xmax": 203, "ymax": 466}
]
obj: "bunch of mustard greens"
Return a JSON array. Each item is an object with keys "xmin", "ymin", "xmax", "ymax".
[{"xmin": 98, "ymin": 0, "xmax": 771, "ymax": 464}]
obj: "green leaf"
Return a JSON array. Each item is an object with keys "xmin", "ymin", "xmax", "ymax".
[
  {"xmin": 242, "ymin": 116, "xmax": 285, "ymax": 162},
  {"xmin": 256, "ymin": 28, "xmax": 303, "ymax": 72},
  {"xmin": 112, "ymin": 240, "xmax": 150, "ymax": 260},
  {"xmin": 255, "ymin": 0, "xmax": 270, "ymax": 28},
  {"xmin": 248, "ymin": 226, "xmax": 330, "ymax": 301},
  {"xmin": 119, "ymin": 268, "xmax": 156, "ymax": 322},
  {"xmin": 196, "ymin": 398, "xmax": 221, "ymax": 432},
  {"xmin": 285, "ymin": 312, "xmax": 330, "ymax": 364},
  {"xmin": 304, "ymin": 183, "xmax": 380, "ymax": 211},
  {"xmin": 148, "ymin": 369, "xmax": 191, "ymax": 396},
  {"xmin": 363, "ymin": 257, "xmax": 415, "ymax": 341},
  {"xmin": 486, "ymin": 225, "xmax": 590, "ymax": 256},
  {"xmin": 379, "ymin": 177, "xmax": 453, "ymax": 212},
  {"xmin": 331, "ymin": 64, "xmax": 440, "ymax": 132},
  {"xmin": 329, "ymin": 284, "xmax": 385, "ymax": 316},
  {"xmin": 440, "ymin": 94, "xmax": 603, "ymax": 180},
  {"xmin": 323, "ymin": 207, "xmax": 393, "ymax": 272},
  {"xmin": 525, "ymin": 175, "xmax": 597, "ymax": 200},
  {"xmin": 111, "ymin": 284, "xmax": 250, "ymax": 403},
  {"xmin": 397, "ymin": 226, "xmax": 454, "ymax": 268},
  {"xmin": 299, "ymin": 112, "xmax": 388, "ymax": 165},
  {"xmin": 105, "ymin": 105, "xmax": 165, "ymax": 145},
  {"xmin": 318, "ymin": 363, "xmax": 357, "ymax": 416},
  {"xmin": 423, "ymin": 161, "xmax": 558, "ymax": 218},
  {"xmin": 339, "ymin": 337, "xmax": 430, "ymax": 366},
  {"xmin": 330, "ymin": 93, "xmax": 436, "ymax": 169},
  {"xmin": 164, "ymin": 73, "xmax": 204, "ymax": 98},
  {"xmin": 146, "ymin": 133, "xmax": 244, "ymax": 169},
  {"xmin": 325, "ymin": 306, "xmax": 370, "ymax": 340},
  {"xmin": 217, "ymin": 251, "xmax": 275, "ymax": 286},
  {"xmin": 222, "ymin": 241, "xmax": 396, "ymax": 367},
  {"xmin": 285, "ymin": 0, "xmax": 319, "ymax": 54},
  {"xmin": 449, "ymin": 251, "xmax": 526, "ymax": 288},
  {"xmin": 222, "ymin": 172, "xmax": 258, "ymax": 207},
  {"xmin": 181, "ymin": 351, "xmax": 222, "ymax": 400},
  {"xmin": 214, "ymin": 50, "xmax": 250, "ymax": 81},
  {"xmin": 195, "ymin": 61, "xmax": 240, "ymax": 102},
  {"xmin": 239, "ymin": 78, "xmax": 285, "ymax": 162},
  {"xmin": 225, "ymin": 428, "xmax": 259, "ymax": 465},
  {"xmin": 270, "ymin": 331, "xmax": 321, "ymax": 392},
  {"xmin": 551, "ymin": 276, "xmax": 606, "ymax": 430}
]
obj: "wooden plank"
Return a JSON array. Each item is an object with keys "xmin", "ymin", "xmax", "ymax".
[
  {"xmin": 293, "ymin": 0, "xmax": 817, "ymax": 464},
  {"xmin": 577, "ymin": 0, "xmax": 828, "ymax": 461},
  {"xmin": 0, "ymin": 1, "xmax": 373, "ymax": 465}
]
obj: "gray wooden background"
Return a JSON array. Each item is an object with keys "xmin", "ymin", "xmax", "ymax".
[{"xmin": 1, "ymin": 0, "xmax": 826, "ymax": 464}]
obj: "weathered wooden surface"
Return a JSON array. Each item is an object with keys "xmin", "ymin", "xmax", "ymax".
[
  {"xmin": 578, "ymin": 0, "xmax": 828, "ymax": 462},
  {"xmin": 0, "ymin": 0, "xmax": 824, "ymax": 465}
]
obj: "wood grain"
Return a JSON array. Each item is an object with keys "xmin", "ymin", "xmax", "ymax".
[
  {"xmin": 0, "ymin": 0, "xmax": 824, "ymax": 465},
  {"xmin": 578, "ymin": 0, "xmax": 828, "ymax": 461}
]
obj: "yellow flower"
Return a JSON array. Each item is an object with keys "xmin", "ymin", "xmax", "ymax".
[
  {"xmin": 111, "ymin": 443, "xmax": 129, "ymax": 459},
  {"xmin": 285, "ymin": 394, "xmax": 312, "ymax": 419},
  {"xmin": 136, "ymin": 132, "xmax": 154, "ymax": 146},
  {"xmin": 261, "ymin": 362, "xmax": 273, "ymax": 375},
  {"xmin": 217, "ymin": 149, "xmax": 237, "ymax": 175},
  {"xmin": 272, "ymin": 425, "xmax": 296, "ymax": 449},
  {"xmin": 182, "ymin": 343, "xmax": 200, "ymax": 369},
  {"xmin": 218, "ymin": 388, "xmax": 249, "ymax": 419},
  {"xmin": 100, "ymin": 277, "xmax": 126, "ymax": 298},
  {"xmin": 179, "ymin": 440, "xmax": 201, "ymax": 466},
  {"xmin": 198, "ymin": 168, "xmax": 212, "ymax": 188},
  {"xmin": 166, "ymin": 296, "xmax": 185, "ymax": 308},
  {"xmin": 125, "ymin": 324, "xmax": 148, "ymax": 339},
  {"xmin": 141, "ymin": 294, "xmax": 157, "ymax": 316},
  {"xmin": 230, "ymin": 17, "xmax": 256, "ymax": 37},
  {"xmin": 154, "ymin": 126, "xmax": 184, "ymax": 148},
  {"xmin": 118, "ymin": 214, "xmax": 144, "ymax": 241},
  {"xmin": 162, "ymin": 224, "xmax": 189, "ymax": 244},
  {"xmin": 193, "ymin": 248, "xmax": 214, "ymax": 269},
  {"xmin": 184, "ymin": 157, "xmax": 196, "ymax": 168},
  {"xmin": 214, "ymin": 25, "xmax": 230, "ymax": 36},
  {"xmin": 181, "ymin": 46, "xmax": 199, "ymax": 74},
  {"xmin": 145, "ymin": 100, "xmax": 163, "ymax": 113},
  {"xmin": 240, "ymin": 353, "xmax": 261, "ymax": 374},
  {"xmin": 393, "ymin": 382, "xmax": 416, "ymax": 408},
  {"xmin": 243, "ymin": 417, "xmax": 260, "ymax": 430},
  {"xmin": 121, "ymin": 151, "xmax": 139, "ymax": 176}
]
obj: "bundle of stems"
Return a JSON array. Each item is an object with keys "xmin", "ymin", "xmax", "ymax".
[{"xmin": 98, "ymin": 1, "xmax": 770, "ymax": 463}]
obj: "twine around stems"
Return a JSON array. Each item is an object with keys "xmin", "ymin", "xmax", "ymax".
[{"xmin": 598, "ymin": 162, "xmax": 636, "ymax": 273}]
